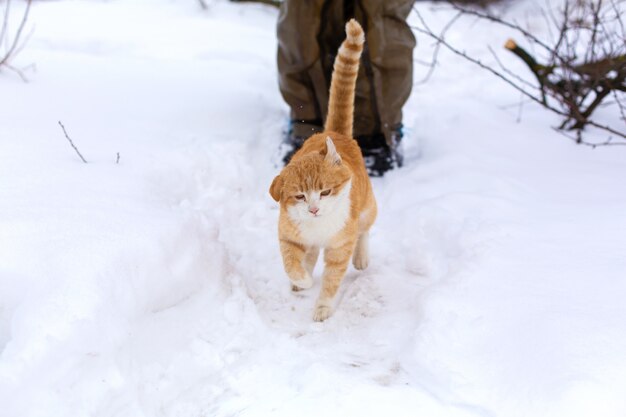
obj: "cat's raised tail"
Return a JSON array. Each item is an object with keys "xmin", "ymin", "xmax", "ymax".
[{"xmin": 324, "ymin": 19, "xmax": 365, "ymax": 139}]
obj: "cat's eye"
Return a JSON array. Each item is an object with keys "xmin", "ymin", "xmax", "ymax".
[
  {"xmin": 295, "ymin": 194, "xmax": 306, "ymax": 201},
  {"xmin": 320, "ymin": 189, "xmax": 331, "ymax": 197}
]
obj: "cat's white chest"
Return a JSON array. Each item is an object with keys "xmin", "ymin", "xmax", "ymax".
[{"xmin": 297, "ymin": 208, "xmax": 349, "ymax": 247}]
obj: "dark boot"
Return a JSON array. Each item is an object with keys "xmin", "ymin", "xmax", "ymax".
[{"xmin": 358, "ymin": 125, "xmax": 403, "ymax": 177}]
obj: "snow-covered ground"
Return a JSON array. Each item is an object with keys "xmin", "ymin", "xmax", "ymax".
[{"xmin": 1, "ymin": 1, "xmax": 625, "ymax": 416}]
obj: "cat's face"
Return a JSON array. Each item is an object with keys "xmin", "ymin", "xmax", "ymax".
[
  {"xmin": 270, "ymin": 138, "xmax": 352, "ymax": 220},
  {"xmin": 285, "ymin": 178, "xmax": 352, "ymax": 221}
]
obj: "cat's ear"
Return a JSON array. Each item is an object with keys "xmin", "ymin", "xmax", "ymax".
[
  {"xmin": 269, "ymin": 175, "xmax": 283, "ymax": 202},
  {"xmin": 325, "ymin": 137, "xmax": 342, "ymax": 166}
]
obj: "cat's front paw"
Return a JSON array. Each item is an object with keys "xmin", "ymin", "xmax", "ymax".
[
  {"xmin": 312, "ymin": 300, "xmax": 332, "ymax": 322},
  {"xmin": 352, "ymin": 250, "xmax": 369, "ymax": 270},
  {"xmin": 290, "ymin": 272, "xmax": 313, "ymax": 290},
  {"xmin": 352, "ymin": 234, "xmax": 370, "ymax": 270}
]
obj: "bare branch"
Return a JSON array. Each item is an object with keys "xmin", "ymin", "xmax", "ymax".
[
  {"xmin": 411, "ymin": 9, "xmax": 570, "ymax": 118},
  {"xmin": 553, "ymin": 126, "xmax": 626, "ymax": 148},
  {"xmin": 448, "ymin": 2, "xmax": 554, "ymax": 54},
  {"xmin": 0, "ymin": 0, "xmax": 11, "ymax": 45},
  {"xmin": 58, "ymin": 121, "xmax": 88, "ymax": 164},
  {"xmin": 0, "ymin": 0, "xmax": 32, "ymax": 68},
  {"xmin": 4, "ymin": 62, "xmax": 29, "ymax": 81},
  {"xmin": 414, "ymin": 1, "xmax": 626, "ymax": 142},
  {"xmin": 415, "ymin": 11, "xmax": 463, "ymax": 85}
]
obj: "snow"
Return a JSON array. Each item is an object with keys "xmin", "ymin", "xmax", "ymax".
[{"xmin": 1, "ymin": 1, "xmax": 625, "ymax": 416}]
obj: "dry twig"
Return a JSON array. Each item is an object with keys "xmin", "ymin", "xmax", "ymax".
[
  {"xmin": 58, "ymin": 121, "xmax": 88, "ymax": 164},
  {"xmin": 0, "ymin": 0, "xmax": 32, "ymax": 74}
]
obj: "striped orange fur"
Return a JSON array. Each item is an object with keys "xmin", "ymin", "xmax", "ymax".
[{"xmin": 324, "ymin": 19, "xmax": 365, "ymax": 138}]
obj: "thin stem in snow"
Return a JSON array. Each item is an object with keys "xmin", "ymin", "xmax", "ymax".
[{"xmin": 58, "ymin": 121, "xmax": 88, "ymax": 164}]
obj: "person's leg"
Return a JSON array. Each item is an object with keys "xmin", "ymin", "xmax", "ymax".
[
  {"xmin": 277, "ymin": 0, "xmax": 328, "ymax": 150},
  {"xmin": 359, "ymin": 0, "xmax": 415, "ymax": 143},
  {"xmin": 354, "ymin": 0, "xmax": 416, "ymax": 175}
]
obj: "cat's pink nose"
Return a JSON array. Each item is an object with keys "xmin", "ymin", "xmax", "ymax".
[{"xmin": 309, "ymin": 207, "xmax": 319, "ymax": 214}]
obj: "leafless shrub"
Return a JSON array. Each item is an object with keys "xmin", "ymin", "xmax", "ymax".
[
  {"xmin": 413, "ymin": 0, "xmax": 626, "ymax": 146},
  {"xmin": 0, "ymin": 0, "xmax": 32, "ymax": 80}
]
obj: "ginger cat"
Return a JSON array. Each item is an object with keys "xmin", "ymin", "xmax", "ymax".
[{"xmin": 269, "ymin": 19, "xmax": 377, "ymax": 322}]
